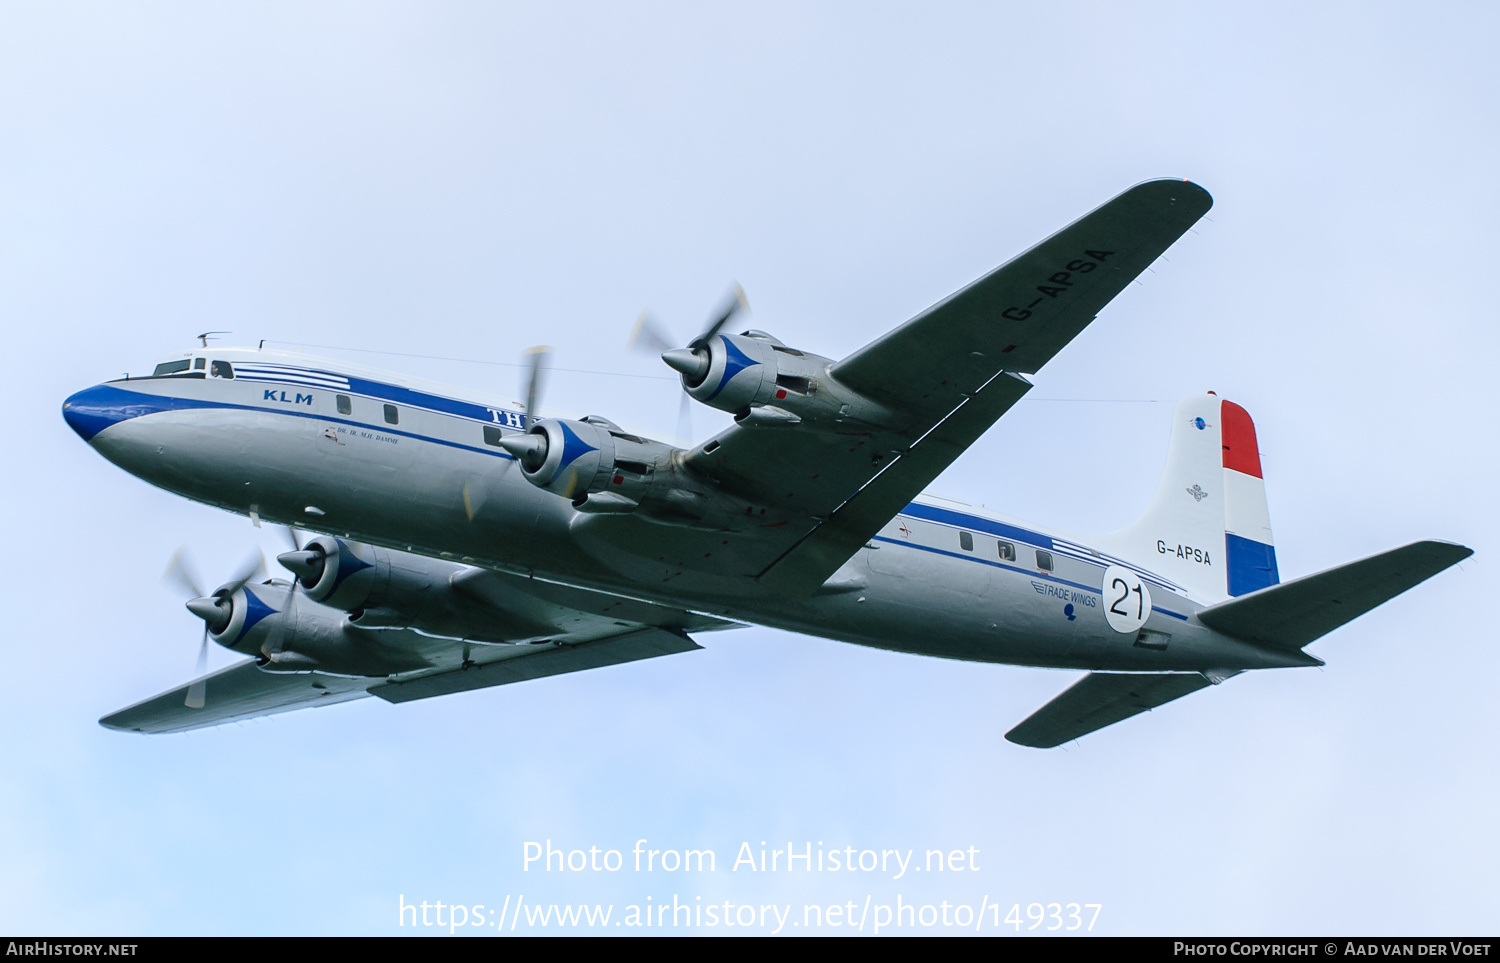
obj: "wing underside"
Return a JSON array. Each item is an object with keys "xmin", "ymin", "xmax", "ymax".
[
  {"xmin": 101, "ymin": 568, "xmax": 736, "ymax": 734},
  {"xmin": 580, "ymin": 179, "xmax": 1213, "ymax": 595},
  {"xmin": 100, "ymin": 661, "xmax": 374, "ymax": 734}
]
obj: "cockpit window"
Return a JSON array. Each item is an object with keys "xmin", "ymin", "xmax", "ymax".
[
  {"xmin": 193, "ymin": 357, "xmax": 206, "ymax": 370},
  {"xmin": 153, "ymin": 359, "xmax": 192, "ymax": 376},
  {"xmin": 210, "ymin": 360, "xmax": 234, "ymax": 379}
]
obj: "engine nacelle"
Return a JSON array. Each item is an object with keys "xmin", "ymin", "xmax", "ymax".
[
  {"xmin": 199, "ymin": 580, "xmax": 293, "ymax": 655},
  {"xmin": 507, "ymin": 417, "xmax": 619, "ymax": 499},
  {"xmin": 666, "ymin": 331, "xmax": 897, "ymax": 430},
  {"xmin": 289, "ymin": 536, "xmax": 380, "ymax": 609},
  {"xmin": 501, "ymin": 416, "xmax": 677, "ymax": 512},
  {"xmin": 498, "ymin": 415, "xmax": 786, "ymax": 529},
  {"xmin": 277, "ymin": 535, "xmax": 519, "ymax": 642},
  {"xmin": 193, "ymin": 581, "xmax": 428, "ymax": 677}
]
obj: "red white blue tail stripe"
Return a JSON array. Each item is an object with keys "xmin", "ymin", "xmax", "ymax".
[{"xmin": 1220, "ymin": 400, "xmax": 1279, "ymax": 596}]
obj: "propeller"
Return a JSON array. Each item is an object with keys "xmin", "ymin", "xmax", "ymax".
[
  {"xmin": 522, "ymin": 345, "xmax": 551, "ymax": 430},
  {"xmin": 185, "ymin": 624, "xmax": 209, "ymax": 709},
  {"xmin": 627, "ymin": 311, "xmax": 675, "ymax": 355},
  {"xmin": 276, "ymin": 523, "xmax": 304, "ymax": 554},
  {"xmin": 659, "ymin": 282, "xmax": 748, "ymax": 382},
  {"xmin": 496, "ymin": 346, "xmax": 555, "ymax": 469},
  {"xmin": 628, "ymin": 284, "xmax": 749, "ymax": 445},
  {"xmin": 166, "ymin": 547, "xmax": 265, "ymax": 709},
  {"xmin": 258, "ymin": 579, "xmax": 297, "ymax": 664}
]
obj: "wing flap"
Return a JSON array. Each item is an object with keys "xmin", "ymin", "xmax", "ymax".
[
  {"xmin": 1005, "ymin": 671, "xmax": 1212, "ymax": 748},
  {"xmin": 1196, "ymin": 540, "xmax": 1472, "ymax": 650},
  {"xmin": 369, "ymin": 627, "xmax": 702, "ymax": 704},
  {"xmin": 100, "ymin": 660, "xmax": 374, "ymax": 734},
  {"xmin": 758, "ymin": 370, "xmax": 1033, "ymax": 593}
]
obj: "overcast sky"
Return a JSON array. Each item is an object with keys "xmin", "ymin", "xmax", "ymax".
[{"xmin": 3, "ymin": 2, "xmax": 1496, "ymax": 936}]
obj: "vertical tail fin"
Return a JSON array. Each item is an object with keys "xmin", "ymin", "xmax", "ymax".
[{"xmin": 1095, "ymin": 393, "xmax": 1279, "ymax": 603}]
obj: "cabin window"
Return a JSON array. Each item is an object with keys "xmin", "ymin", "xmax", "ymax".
[
  {"xmin": 210, "ymin": 360, "xmax": 234, "ymax": 379},
  {"xmin": 336, "ymin": 394, "xmax": 352, "ymax": 415},
  {"xmin": 193, "ymin": 357, "xmax": 206, "ymax": 370},
  {"xmin": 997, "ymin": 540, "xmax": 1016, "ymax": 562},
  {"xmin": 483, "ymin": 425, "xmax": 503, "ymax": 447},
  {"xmin": 959, "ymin": 531, "xmax": 974, "ymax": 552},
  {"xmin": 153, "ymin": 359, "xmax": 191, "ymax": 376},
  {"xmin": 1036, "ymin": 550, "xmax": 1054, "ymax": 572},
  {"xmin": 383, "ymin": 404, "xmax": 399, "ymax": 425}
]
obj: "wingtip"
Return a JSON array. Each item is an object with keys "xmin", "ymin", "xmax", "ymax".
[
  {"xmin": 1132, "ymin": 175, "xmax": 1212, "ymax": 201},
  {"xmin": 1428, "ymin": 540, "xmax": 1475, "ymax": 564},
  {"xmin": 1003, "ymin": 728, "xmax": 1057, "ymax": 750}
]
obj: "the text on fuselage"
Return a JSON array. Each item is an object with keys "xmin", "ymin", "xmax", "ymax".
[
  {"xmin": 264, "ymin": 389, "xmax": 314, "ymax": 405},
  {"xmin": 1031, "ymin": 582, "xmax": 1098, "ymax": 606},
  {"xmin": 487, "ymin": 408, "xmax": 525, "ymax": 429},
  {"xmin": 1158, "ymin": 541, "xmax": 1212, "ymax": 566}
]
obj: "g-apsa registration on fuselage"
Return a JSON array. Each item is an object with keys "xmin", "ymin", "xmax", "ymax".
[{"xmin": 61, "ymin": 179, "xmax": 1472, "ymax": 747}]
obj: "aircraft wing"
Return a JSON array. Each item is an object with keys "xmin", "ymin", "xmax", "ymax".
[
  {"xmin": 368, "ymin": 627, "xmax": 700, "ymax": 704},
  {"xmin": 632, "ymin": 179, "xmax": 1211, "ymax": 594},
  {"xmin": 100, "ymin": 572, "xmax": 736, "ymax": 733},
  {"xmin": 1004, "ymin": 671, "xmax": 1216, "ymax": 748},
  {"xmin": 100, "ymin": 660, "xmax": 375, "ymax": 734}
]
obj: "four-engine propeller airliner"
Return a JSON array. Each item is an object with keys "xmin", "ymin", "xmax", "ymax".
[{"xmin": 61, "ymin": 179, "xmax": 1471, "ymax": 747}]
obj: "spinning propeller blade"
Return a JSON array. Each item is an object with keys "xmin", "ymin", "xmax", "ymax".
[
  {"xmin": 261, "ymin": 581, "xmax": 296, "ymax": 661},
  {"xmin": 630, "ymin": 284, "xmax": 748, "ymax": 444},
  {"xmin": 184, "ymin": 625, "xmax": 208, "ymax": 709},
  {"xmin": 162, "ymin": 548, "xmax": 205, "ymax": 600},
  {"xmin": 522, "ymin": 345, "xmax": 551, "ymax": 430},
  {"xmin": 171, "ymin": 547, "xmax": 265, "ymax": 709},
  {"xmin": 627, "ymin": 311, "xmax": 676, "ymax": 355},
  {"xmin": 693, "ymin": 282, "xmax": 748, "ymax": 348}
]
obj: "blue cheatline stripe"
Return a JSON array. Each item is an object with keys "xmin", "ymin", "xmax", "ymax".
[
  {"xmin": 345, "ymin": 376, "xmax": 519, "ymax": 423},
  {"xmin": 68, "ymin": 384, "xmax": 516, "ymax": 461},
  {"xmin": 870, "ymin": 535, "xmax": 1189, "ymax": 621},
  {"xmin": 71, "ymin": 383, "xmax": 1197, "ymax": 621},
  {"xmin": 237, "ymin": 374, "xmax": 351, "ymax": 391},
  {"xmin": 899, "ymin": 501, "xmax": 1055, "ymax": 549},
  {"xmin": 1225, "ymin": 533, "xmax": 1279, "ymax": 597},
  {"xmin": 898, "ymin": 503, "xmax": 1186, "ymax": 594},
  {"xmin": 64, "ymin": 385, "xmax": 221, "ymax": 442}
]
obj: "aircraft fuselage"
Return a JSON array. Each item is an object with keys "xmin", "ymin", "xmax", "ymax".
[{"xmin": 63, "ymin": 349, "xmax": 1311, "ymax": 676}]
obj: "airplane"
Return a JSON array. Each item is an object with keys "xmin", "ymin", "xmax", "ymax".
[{"xmin": 60, "ymin": 178, "xmax": 1472, "ymax": 747}]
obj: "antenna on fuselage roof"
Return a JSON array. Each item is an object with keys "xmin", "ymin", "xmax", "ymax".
[{"xmin": 196, "ymin": 331, "xmax": 231, "ymax": 347}]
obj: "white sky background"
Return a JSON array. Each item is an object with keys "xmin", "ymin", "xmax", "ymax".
[{"xmin": 2, "ymin": 1, "xmax": 1496, "ymax": 936}]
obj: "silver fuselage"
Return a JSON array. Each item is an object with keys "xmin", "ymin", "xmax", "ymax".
[{"xmin": 62, "ymin": 350, "xmax": 1308, "ymax": 674}]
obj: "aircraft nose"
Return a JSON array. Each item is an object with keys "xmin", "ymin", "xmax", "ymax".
[{"xmin": 61, "ymin": 385, "xmax": 132, "ymax": 443}]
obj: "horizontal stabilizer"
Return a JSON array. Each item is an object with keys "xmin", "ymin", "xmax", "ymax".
[
  {"xmin": 1005, "ymin": 672, "xmax": 1212, "ymax": 748},
  {"xmin": 1195, "ymin": 540, "xmax": 1472, "ymax": 650},
  {"xmin": 369, "ymin": 628, "xmax": 701, "ymax": 704}
]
